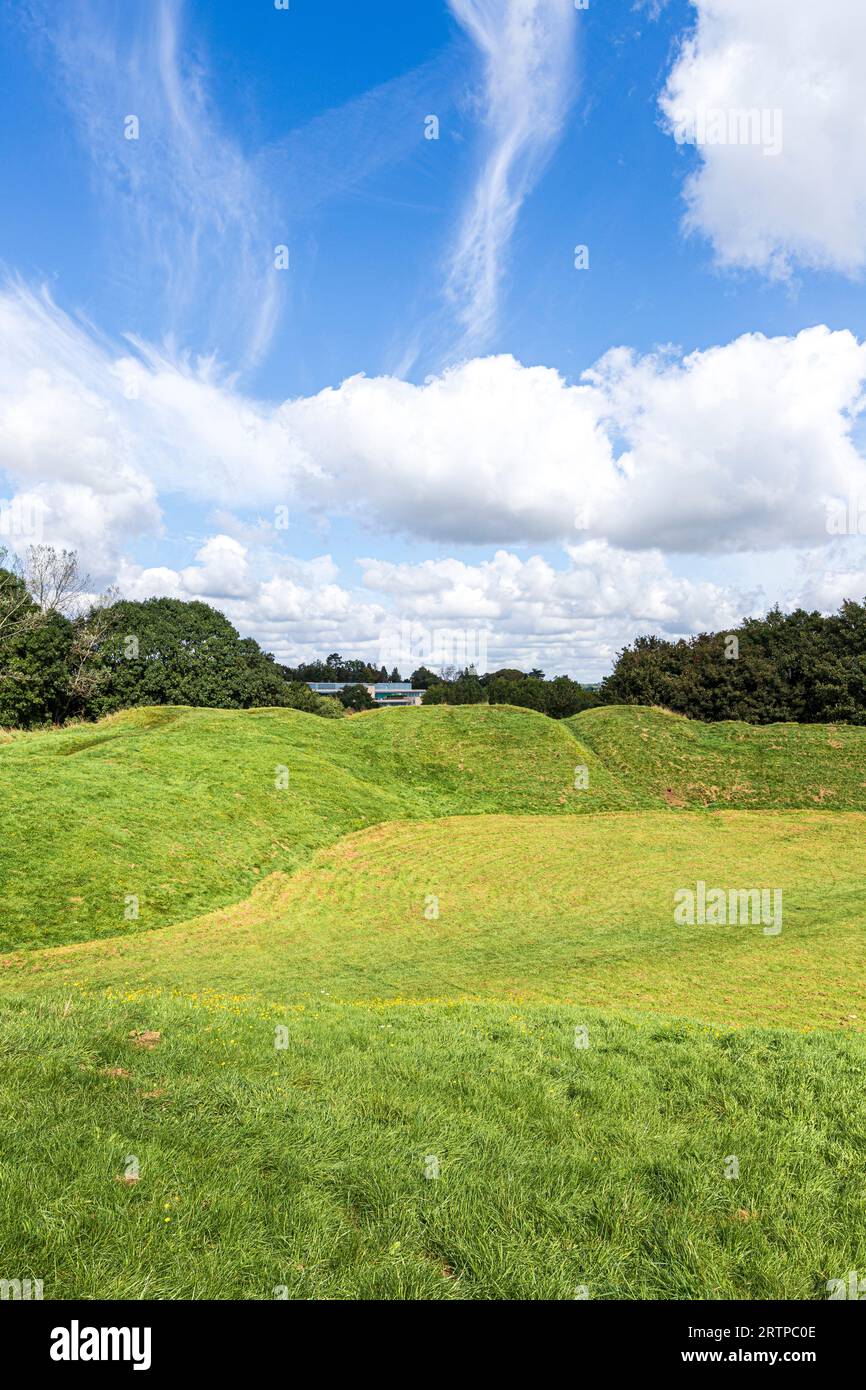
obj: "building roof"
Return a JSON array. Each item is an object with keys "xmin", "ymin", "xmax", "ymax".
[{"xmin": 306, "ymin": 681, "xmax": 423, "ymax": 696}]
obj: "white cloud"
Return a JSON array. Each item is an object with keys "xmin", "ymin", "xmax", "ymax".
[
  {"xmin": 660, "ymin": 0, "xmax": 866, "ymax": 277},
  {"xmin": 115, "ymin": 544, "xmax": 389, "ymax": 669},
  {"xmin": 0, "ymin": 287, "xmax": 162, "ymax": 568},
  {"xmin": 178, "ymin": 536, "xmax": 255, "ymax": 601},
  {"xmin": 28, "ymin": 0, "xmax": 283, "ymax": 368},
  {"xmin": 88, "ymin": 532, "xmax": 866, "ymax": 679},
  {"xmin": 8, "ymin": 280, "xmax": 861, "ymax": 673},
  {"xmin": 115, "ymin": 536, "xmax": 753, "ymax": 680},
  {"xmin": 445, "ymin": 0, "xmax": 578, "ymax": 346},
  {"xmin": 362, "ymin": 541, "xmax": 747, "ymax": 625},
  {"xmin": 0, "ymin": 285, "xmax": 300, "ymax": 571},
  {"xmin": 379, "ymin": 539, "xmax": 756, "ymax": 679},
  {"xmin": 283, "ymin": 354, "xmax": 613, "ymax": 543},
  {"xmin": 3, "ymin": 285, "xmax": 866, "ymax": 563},
  {"xmin": 584, "ymin": 326, "xmax": 866, "ymax": 552},
  {"xmin": 284, "ymin": 328, "xmax": 866, "ymax": 552},
  {"xmin": 785, "ymin": 541, "xmax": 866, "ymax": 613}
]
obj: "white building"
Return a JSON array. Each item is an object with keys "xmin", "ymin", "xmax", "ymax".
[{"xmin": 306, "ymin": 681, "xmax": 424, "ymax": 706}]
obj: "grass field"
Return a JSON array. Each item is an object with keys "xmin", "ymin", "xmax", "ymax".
[
  {"xmin": 0, "ymin": 703, "xmax": 632, "ymax": 952},
  {"xmin": 1, "ymin": 703, "xmax": 865, "ymax": 1299},
  {"xmin": 2, "ymin": 993, "xmax": 863, "ymax": 1300},
  {"xmin": 5, "ymin": 810, "xmax": 865, "ymax": 1031}
]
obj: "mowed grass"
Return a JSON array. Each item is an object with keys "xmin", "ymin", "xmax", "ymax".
[
  {"xmin": 0, "ymin": 703, "xmax": 632, "ymax": 951},
  {"xmin": 572, "ymin": 704, "xmax": 866, "ymax": 809},
  {"xmin": 0, "ymin": 989, "xmax": 864, "ymax": 1300},
  {"xmin": 6, "ymin": 810, "xmax": 865, "ymax": 1032},
  {"xmin": 2, "ymin": 702, "xmax": 866, "ymax": 1300}
]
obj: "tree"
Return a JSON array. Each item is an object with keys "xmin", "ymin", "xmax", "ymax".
[
  {"xmin": 483, "ymin": 668, "xmax": 526, "ymax": 684},
  {"xmin": 0, "ymin": 561, "xmax": 72, "ymax": 727},
  {"xmin": 280, "ymin": 653, "xmax": 384, "ymax": 684},
  {"xmin": 86, "ymin": 597, "xmax": 293, "ymax": 716},
  {"xmin": 24, "ymin": 545, "xmax": 91, "ymax": 617},
  {"xmin": 0, "ymin": 548, "xmax": 37, "ymax": 643},
  {"xmin": 600, "ymin": 602, "xmax": 866, "ymax": 725},
  {"xmin": 487, "ymin": 674, "xmax": 546, "ymax": 712},
  {"xmin": 0, "ymin": 557, "xmax": 360, "ymax": 728},
  {"xmin": 544, "ymin": 676, "xmax": 602, "ymax": 719},
  {"xmin": 409, "ymin": 666, "xmax": 440, "ymax": 689},
  {"xmin": 458, "ymin": 669, "xmax": 487, "ymax": 704},
  {"xmin": 422, "ymin": 668, "xmax": 486, "ymax": 705},
  {"xmin": 64, "ymin": 607, "xmax": 112, "ymax": 716},
  {"xmin": 0, "ymin": 547, "xmax": 101, "ymax": 728},
  {"xmin": 281, "ymin": 682, "xmax": 344, "ymax": 718},
  {"xmin": 337, "ymin": 683, "xmax": 376, "ymax": 712}
]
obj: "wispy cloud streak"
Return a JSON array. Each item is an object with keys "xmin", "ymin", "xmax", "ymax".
[
  {"xmin": 25, "ymin": 0, "xmax": 282, "ymax": 372},
  {"xmin": 445, "ymin": 0, "xmax": 578, "ymax": 349}
]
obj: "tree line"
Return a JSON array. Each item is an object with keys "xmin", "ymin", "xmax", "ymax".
[
  {"xmin": 0, "ymin": 546, "xmax": 606, "ymax": 728},
  {"xmin": 0, "ymin": 547, "xmax": 345, "ymax": 728},
  {"xmin": 600, "ymin": 602, "xmax": 866, "ymax": 723},
  {"xmin": 420, "ymin": 667, "xmax": 602, "ymax": 718},
  {"xmin": 5, "ymin": 545, "xmax": 866, "ymax": 728}
]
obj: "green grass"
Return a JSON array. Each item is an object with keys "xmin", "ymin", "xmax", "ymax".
[
  {"xmin": 6, "ymin": 810, "xmax": 865, "ymax": 1032},
  {"xmin": 0, "ymin": 703, "xmax": 630, "ymax": 951},
  {"xmin": 2, "ymin": 701, "xmax": 865, "ymax": 1300},
  {"xmin": 1, "ymin": 990, "xmax": 863, "ymax": 1299},
  {"xmin": 572, "ymin": 704, "xmax": 866, "ymax": 809}
]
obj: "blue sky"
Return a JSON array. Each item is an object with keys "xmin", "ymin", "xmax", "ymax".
[{"xmin": 2, "ymin": 0, "xmax": 866, "ymax": 678}]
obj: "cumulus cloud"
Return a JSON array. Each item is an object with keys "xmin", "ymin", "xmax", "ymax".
[
  {"xmin": 283, "ymin": 327, "xmax": 866, "ymax": 552},
  {"xmin": 660, "ymin": 0, "xmax": 866, "ymax": 277},
  {"xmin": 115, "ymin": 536, "xmax": 753, "ymax": 680},
  {"xmin": 282, "ymin": 354, "xmax": 613, "ymax": 544},
  {"xmin": 445, "ymin": 0, "xmax": 578, "ymax": 346},
  {"xmin": 7, "ymin": 279, "xmax": 857, "ymax": 673},
  {"xmin": 785, "ymin": 541, "xmax": 866, "ymax": 614},
  {"xmin": 3, "ymin": 285, "xmax": 866, "ymax": 564},
  {"xmin": 584, "ymin": 326, "xmax": 866, "ymax": 552},
  {"xmin": 114, "ymin": 533, "xmax": 866, "ymax": 680},
  {"xmin": 115, "ymin": 541, "xmax": 389, "ymax": 670},
  {"xmin": 177, "ymin": 536, "xmax": 256, "ymax": 601},
  {"xmin": 0, "ymin": 287, "xmax": 162, "ymax": 568},
  {"xmin": 0, "ymin": 284, "xmax": 299, "ymax": 571},
  {"xmin": 360, "ymin": 543, "xmax": 752, "ymax": 675}
]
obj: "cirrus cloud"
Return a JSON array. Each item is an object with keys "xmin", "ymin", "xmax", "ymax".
[{"xmin": 445, "ymin": 0, "xmax": 579, "ymax": 347}]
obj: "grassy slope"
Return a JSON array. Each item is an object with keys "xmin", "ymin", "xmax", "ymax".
[
  {"xmin": 0, "ymin": 703, "xmax": 632, "ymax": 951},
  {"xmin": 571, "ymin": 704, "xmax": 866, "ymax": 809},
  {"xmin": 5, "ymin": 810, "xmax": 865, "ymax": 1032},
  {"xmin": 2, "ymin": 702, "xmax": 866, "ymax": 1299}
]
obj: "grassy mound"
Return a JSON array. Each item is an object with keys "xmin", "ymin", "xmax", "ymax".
[
  {"xmin": 571, "ymin": 705, "xmax": 866, "ymax": 809},
  {"xmin": 0, "ymin": 703, "xmax": 630, "ymax": 951},
  {"xmin": 3, "ymin": 701, "xmax": 865, "ymax": 1301},
  {"xmin": 1, "ymin": 989, "xmax": 863, "ymax": 1300}
]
